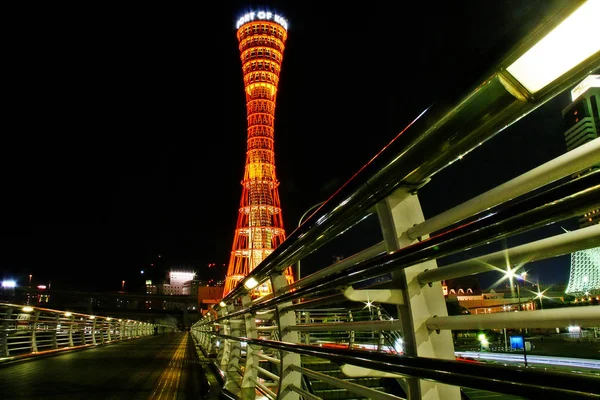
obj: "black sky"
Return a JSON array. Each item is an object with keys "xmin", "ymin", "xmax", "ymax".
[{"xmin": 2, "ymin": 1, "xmax": 581, "ymax": 291}]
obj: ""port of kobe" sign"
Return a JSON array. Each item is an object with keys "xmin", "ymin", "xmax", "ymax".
[{"xmin": 236, "ymin": 11, "xmax": 288, "ymax": 30}]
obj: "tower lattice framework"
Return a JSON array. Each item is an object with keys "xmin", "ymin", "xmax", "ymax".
[
  {"xmin": 223, "ymin": 13, "xmax": 294, "ymax": 297},
  {"xmin": 565, "ymin": 247, "xmax": 600, "ymax": 297}
]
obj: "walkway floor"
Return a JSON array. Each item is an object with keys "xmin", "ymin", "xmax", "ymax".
[{"xmin": 0, "ymin": 332, "xmax": 213, "ymax": 400}]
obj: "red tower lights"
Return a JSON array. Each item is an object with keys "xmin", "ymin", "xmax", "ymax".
[{"xmin": 223, "ymin": 11, "xmax": 294, "ymax": 297}]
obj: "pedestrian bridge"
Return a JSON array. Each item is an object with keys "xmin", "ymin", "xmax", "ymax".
[
  {"xmin": 2, "ymin": 1, "xmax": 600, "ymax": 399},
  {"xmin": 0, "ymin": 325, "xmax": 214, "ymax": 400},
  {"xmin": 189, "ymin": 1, "xmax": 600, "ymax": 399}
]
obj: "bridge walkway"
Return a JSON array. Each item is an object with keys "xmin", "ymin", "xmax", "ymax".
[{"xmin": 0, "ymin": 331, "xmax": 217, "ymax": 400}]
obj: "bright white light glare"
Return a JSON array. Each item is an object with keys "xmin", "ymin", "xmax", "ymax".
[
  {"xmin": 506, "ymin": 0, "xmax": 600, "ymax": 94},
  {"xmin": 64, "ymin": 312, "xmax": 72, "ymax": 317},
  {"xmin": 394, "ymin": 338, "xmax": 404, "ymax": 354},
  {"xmin": 219, "ymin": 301, "xmax": 227, "ymax": 307},
  {"xmin": 22, "ymin": 306, "xmax": 34, "ymax": 312},
  {"xmin": 1, "ymin": 280, "xmax": 16, "ymax": 288},
  {"xmin": 89, "ymin": 315, "xmax": 96, "ymax": 319},
  {"xmin": 244, "ymin": 277, "xmax": 259, "ymax": 289}
]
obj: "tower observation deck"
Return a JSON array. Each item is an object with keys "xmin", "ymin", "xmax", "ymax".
[{"xmin": 223, "ymin": 11, "xmax": 294, "ymax": 297}]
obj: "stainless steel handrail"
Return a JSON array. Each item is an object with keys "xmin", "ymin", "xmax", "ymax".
[
  {"xmin": 211, "ymin": 172, "xmax": 600, "ymax": 322},
  {"xmin": 214, "ymin": 334, "xmax": 600, "ymax": 399}
]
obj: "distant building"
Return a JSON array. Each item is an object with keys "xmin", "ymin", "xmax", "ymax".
[
  {"xmin": 443, "ymin": 278, "xmax": 539, "ymax": 315},
  {"xmin": 144, "ymin": 270, "xmax": 200, "ymax": 311}
]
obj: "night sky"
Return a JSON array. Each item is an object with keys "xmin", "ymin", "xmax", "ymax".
[{"xmin": 2, "ymin": 1, "xmax": 585, "ymax": 292}]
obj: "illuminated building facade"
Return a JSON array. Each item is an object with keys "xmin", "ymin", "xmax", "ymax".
[
  {"xmin": 144, "ymin": 270, "xmax": 198, "ymax": 310},
  {"xmin": 563, "ymin": 75, "xmax": 600, "ymax": 300},
  {"xmin": 566, "ymin": 247, "xmax": 600, "ymax": 298},
  {"xmin": 562, "ymin": 74, "xmax": 599, "ymax": 227},
  {"xmin": 223, "ymin": 11, "xmax": 294, "ymax": 296}
]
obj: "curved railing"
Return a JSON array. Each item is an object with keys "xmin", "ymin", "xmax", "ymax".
[
  {"xmin": 193, "ymin": 2, "xmax": 600, "ymax": 399},
  {"xmin": 0, "ymin": 303, "xmax": 175, "ymax": 362}
]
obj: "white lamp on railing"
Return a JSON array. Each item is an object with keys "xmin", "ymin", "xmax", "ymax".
[
  {"xmin": 244, "ymin": 276, "xmax": 259, "ymax": 290},
  {"xmin": 500, "ymin": 0, "xmax": 599, "ymax": 99}
]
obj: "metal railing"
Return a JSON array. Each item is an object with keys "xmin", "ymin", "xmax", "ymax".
[
  {"xmin": 192, "ymin": 2, "xmax": 600, "ymax": 399},
  {"xmin": 0, "ymin": 302, "xmax": 174, "ymax": 361}
]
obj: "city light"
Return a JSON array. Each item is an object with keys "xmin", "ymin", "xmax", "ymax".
[
  {"xmin": 219, "ymin": 301, "xmax": 227, "ymax": 307},
  {"xmin": 244, "ymin": 277, "xmax": 259, "ymax": 290},
  {"xmin": 1, "ymin": 280, "xmax": 16, "ymax": 288},
  {"xmin": 505, "ymin": 0, "xmax": 599, "ymax": 94},
  {"xmin": 64, "ymin": 312, "xmax": 72, "ymax": 317},
  {"xmin": 22, "ymin": 306, "xmax": 34, "ymax": 312}
]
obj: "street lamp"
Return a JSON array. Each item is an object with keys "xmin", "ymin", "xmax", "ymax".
[
  {"xmin": 516, "ymin": 271, "xmax": 527, "ymax": 311},
  {"xmin": 296, "ymin": 201, "xmax": 326, "ymax": 280},
  {"xmin": 502, "ymin": 305, "xmax": 510, "ymax": 351},
  {"xmin": 516, "ymin": 271, "xmax": 528, "ymax": 366},
  {"xmin": 121, "ymin": 280, "xmax": 125, "ymax": 292},
  {"xmin": 535, "ymin": 279, "xmax": 548, "ymax": 310}
]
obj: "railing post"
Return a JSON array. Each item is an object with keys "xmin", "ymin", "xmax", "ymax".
[
  {"xmin": 1, "ymin": 308, "xmax": 13, "ymax": 356},
  {"xmin": 125, "ymin": 320, "xmax": 130, "ymax": 338},
  {"xmin": 304, "ymin": 311, "xmax": 311, "ymax": 345},
  {"xmin": 223, "ymin": 303, "xmax": 243, "ymax": 393},
  {"xmin": 272, "ymin": 272, "xmax": 301, "ymax": 400},
  {"xmin": 217, "ymin": 306, "xmax": 231, "ymax": 372},
  {"xmin": 106, "ymin": 318, "xmax": 112, "ymax": 342},
  {"xmin": 376, "ymin": 188, "xmax": 460, "ymax": 400},
  {"xmin": 31, "ymin": 311, "xmax": 40, "ymax": 353},
  {"xmin": 67, "ymin": 315, "xmax": 74, "ymax": 347},
  {"xmin": 52, "ymin": 314, "xmax": 59, "ymax": 349},
  {"xmin": 198, "ymin": 314, "xmax": 212, "ymax": 353},
  {"xmin": 348, "ymin": 310, "xmax": 355, "ymax": 350},
  {"xmin": 91, "ymin": 317, "xmax": 97, "ymax": 345},
  {"xmin": 205, "ymin": 315, "xmax": 215, "ymax": 354},
  {"xmin": 241, "ymin": 294, "xmax": 258, "ymax": 392},
  {"xmin": 77, "ymin": 317, "xmax": 85, "ymax": 345},
  {"xmin": 377, "ymin": 308, "xmax": 385, "ymax": 352}
]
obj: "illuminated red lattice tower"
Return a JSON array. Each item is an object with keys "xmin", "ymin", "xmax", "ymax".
[{"xmin": 223, "ymin": 11, "xmax": 294, "ymax": 297}]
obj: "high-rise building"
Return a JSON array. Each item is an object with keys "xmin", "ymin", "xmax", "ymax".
[
  {"xmin": 562, "ymin": 74, "xmax": 599, "ymax": 228},
  {"xmin": 223, "ymin": 11, "xmax": 294, "ymax": 297},
  {"xmin": 563, "ymin": 75, "xmax": 600, "ymax": 300}
]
